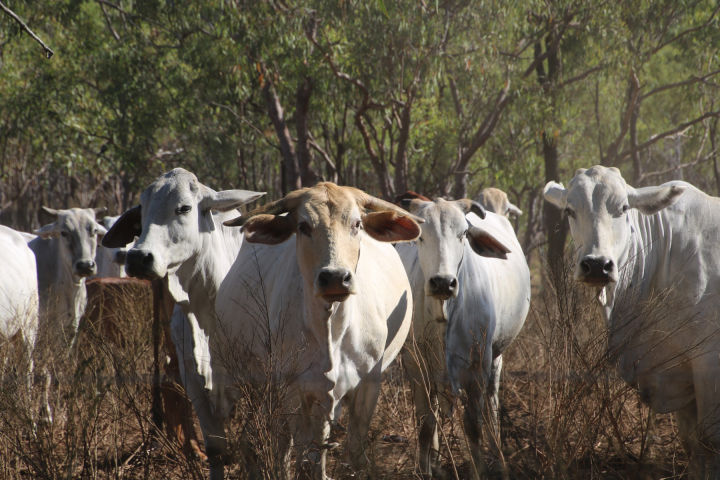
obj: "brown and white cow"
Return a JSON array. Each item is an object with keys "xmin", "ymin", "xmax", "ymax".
[{"xmin": 216, "ymin": 183, "xmax": 420, "ymax": 478}]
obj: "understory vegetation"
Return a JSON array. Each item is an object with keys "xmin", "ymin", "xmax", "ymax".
[{"xmin": 0, "ymin": 256, "xmax": 688, "ymax": 479}]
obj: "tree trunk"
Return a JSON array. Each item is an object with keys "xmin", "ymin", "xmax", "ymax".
[
  {"xmin": 542, "ymin": 132, "xmax": 568, "ymax": 281},
  {"xmin": 263, "ymin": 81, "xmax": 301, "ymax": 194},
  {"xmin": 393, "ymin": 101, "xmax": 412, "ymax": 196},
  {"xmin": 295, "ymin": 76, "xmax": 319, "ymax": 187}
]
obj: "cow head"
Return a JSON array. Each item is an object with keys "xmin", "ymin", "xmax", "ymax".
[
  {"xmin": 102, "ymin": 168, "xmax": 265, "ymax": 280},
  {"xmin": 225, "ymin": 182, "xmax": 422, "ymax": 304},
  {"xmin": 544, "ymin": 165, "xmax": 685, "ymax": 286},
  {"xmin": 477, "ymin": 187, "xmax": 523, "ymax": 217},
  {"xmin": 35, "ymin": 207, "xmax": 108, "ymax": 277},
  {"xmin": 402, "ymin": 198, "xmax": 512, "ymax": 306}
]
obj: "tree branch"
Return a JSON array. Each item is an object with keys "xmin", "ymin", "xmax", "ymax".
[
  {"xmin": 619, "ymin": 110, "xmax": 720, "ymax": 161},
  {"xmin": 604, "ymin": 70, "xmax": 641, "ymax": 164},
  {"xmin": 640, "ymin": 69, "xmax": 720, "ymax": 101},
  {"xmin": 0, "ymin": 1, "xmax": 54, "ymax": 58},
  {"xmin": 646, "ymin": 4, "xmax": 720, "ymax": 57}
]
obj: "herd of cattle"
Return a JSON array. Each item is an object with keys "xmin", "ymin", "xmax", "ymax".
[{"xmin": 1, "ymin": 165, "xmax": 719, "ymax": 479}]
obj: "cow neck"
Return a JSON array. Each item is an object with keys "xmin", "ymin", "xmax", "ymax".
[
  {"xmin": 170, "ymin": 213, "xmax": 244, "ymax": 318},
  {"xmin": 301, "ymin": 287, "xmax": 341, "ymax": 409},
  {"xmin": 603, "ymin": 209, "xmax": 667, "ymax": 324}
]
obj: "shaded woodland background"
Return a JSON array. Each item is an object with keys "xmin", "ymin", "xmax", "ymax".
[{"xmin": 1, "ymin": 0, "xmax": 718, "ymax": 266}]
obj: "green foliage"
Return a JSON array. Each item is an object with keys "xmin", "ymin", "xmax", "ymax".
[{"xmin": 0, "ymin": 0, "xmax": 718, "ymax": 238}]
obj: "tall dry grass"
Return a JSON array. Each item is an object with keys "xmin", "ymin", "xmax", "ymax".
[{"xmin": 0, "ymin": 254, "xmax": 692, "ymax": 479}]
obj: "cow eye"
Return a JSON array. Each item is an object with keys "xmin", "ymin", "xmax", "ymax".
[
  {"xmin": 418, "ymin": 236, "xmax": 424, "ymax": 243},
  {"xmin": 459, "ymin": 230, "xmax": 466, "ymax": 241},
  {"xmin": 564, "ymin": 207, "xmax": 575, "ymax": 219},
  {"xmin": 298, "ymin": 222, "xmax": 311, "ymax": 237},
  {"xmin": 351, "ymin": 219, "xmax": 362, "ymax": 235},
  {"xmin": 622, "ymin": 204, "xmax": 630, "ymax": 213},
  {"xmin": 60, "ymin": 230, "xmax": 69, "ymax": 238},
  {"xmin": 175, "ymin": 205, "xmax": 192, "ymax": 215}
]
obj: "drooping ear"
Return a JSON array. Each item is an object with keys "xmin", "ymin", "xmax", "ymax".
[
  {"xmin": 102, "ymin": 205, "xmax": 142, "ymax": 248},
  {"xmin": 466, "ymin": 225, "xmax": 511, "ymax": 259},
  {"xmin": 362, "ymin": 211, "xmax": 421, "ymax": 243},
  {"xmin": 454, "ymin": 199, "xmax": 486, "ymax": 219},
  {"xmin": 199, "ymin": 188, "xmax": 266, "ymax": 212},
  {"xmin": 627, "ymin": 184, "xmax": 685, "ymax": 215},
  {"xmin": 543, "ymin": 181, "xmax": 567, "ymax": 209},
  {"xmin": 506, "ymin": 202, "xmax": 523, "ymax": 217},
  {"xmin": 239, "ymin": 214, "xmax": 296, "ymax": 245},
  {"xmin": 34, "ymin": 222, "xmax": 60, "ymax": 239}
]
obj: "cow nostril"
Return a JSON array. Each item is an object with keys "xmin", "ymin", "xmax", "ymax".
[
  {"xmin": 429, "ymin": 277, "xmax": 439, "ymax": 289},
  {"xmin": 603, "ymin": 259, "xmax": 614, "ymax": 273},
  {"xmin": 142, "ymin": 252, "xmax": 154, "ymax": 266},
  {"xmin": 342, "ymin": 271, "xmax": 352, "ymax": 286},
  {"xmin": 580, "ymin": 259, "xmax": 591, "ymax": 274},
  {"xmin": 449, "ymin": 278, "xmax": 457, "ymax": 289},
  {"xmin": 318, "ymin": 271, "xmax": 331, "ymax": 288}
]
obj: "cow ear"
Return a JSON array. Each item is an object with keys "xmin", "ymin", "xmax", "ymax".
[
  {"xmin": 95, "ymin": 222, "xmax": 108, "ymax": 238},
  {"xmin": 199, "ymin": 189, "xmax": 266, "ymax": 212},
  {"xmin": 543, "ymin": 181, "xmax": 567, "ymax": 209},
  {"xmin": 628, "ymin": 185, "xmax": 685, "ymax": 215},
  {"xmin": 34, "ymin": 222, "xmax": 60, "ymax": 239},
  {"xmin": 238, "ymin": 214, "xmax": 296, "ymax": 244},
  {"xmin": 362, "ymin": 211, "xmax": 421, "ymax": 243},
  {"xmin": 466, "ymin": 225, "xmax": 511, "ymax": 259},
  {"xmin": 507, "ymin": 202, "xmax": 523, "ymax": 217},
  {"xmin": 103, "ymin": 205, "xmax": 141, "ymax": 248}
]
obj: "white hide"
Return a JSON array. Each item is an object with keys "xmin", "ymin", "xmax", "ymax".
[
  {"xmin": 0, "ymin": 225, "xmax": 39, "ymax": 385},
  {"xmin": 395, "ymin": 201, "xmax": 530, "ymax": 477},
  {"xmin": 94, "ymin": 216, "xmax": 128, "ymax": 278},
  {"xmin": 215, "ymin": 186, "xmax": 415, "ymax": 479},
  {"xmin": 543, "ymin": 165, "xmax": 720, "ymax": 478},
  {"xmin": 102, "ymin": 168, "xmax": 265, "ymax": 479},
  {"xmin": 28, "ymin": 208, "xmax": 106, "ymax": 346}
]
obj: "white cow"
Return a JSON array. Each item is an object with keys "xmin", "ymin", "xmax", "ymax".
[
  {"xmin": 544, "ymin": 165, "xmax": 720, "ymax": 478},
  {"xmin": 395, "ymin": 198, "xmax": 530, "ymax": 478},
  {"xmin": 0, "ymin": 225, "xmax": 39, "ymax": 391},
  {"xmin": 216, "ymin": 183, "xmax": 420, "ymax": 479},
  {"xmin": 94, "ymin": 215, "xmax": 128, "ymax": 278},
  {"xmin": 102, "ymin": 168, "xmax": 264, "ymax": 480},
  {"xmin": 476, "ymin": 187, "xmax": 523, "ymax": 217},
  {"xmin": 28, "ymin": 207, "xmax": 107, "ymax": 347}
]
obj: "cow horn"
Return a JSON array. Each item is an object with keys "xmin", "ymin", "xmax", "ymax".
[
  {"xmin": 223, "ymin": 188, "xmax": 308, "ymax": 227},
  {"xmin": 41, "ymin": 206, "xmax": 60, "ymax": 217}
]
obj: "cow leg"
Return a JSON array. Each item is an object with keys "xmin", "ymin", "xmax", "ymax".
[
  {"xmin": 689, "ymin": 356, "xmax": 720, "ymax": 479},
  {"xmin": 461, "ymin": 347, "xmax": 493, "ymax": 480},
  {"xmin": 170, "ymin": 309, "xmax": 229, "ymax": 479},
  {"xmin": 403, "ymin": 345, "xmax": 440, "ymax": 477},
  {"xmin": 346, "ymin": 373, "xmax": 382, "ymax": 474},
  {"xmin": 295, "ymin": 394, "xmax": 331, "ymax": 480},
  {"xmin": 486, "ymin": 355, "xmax": 507, "ymax": 479}
]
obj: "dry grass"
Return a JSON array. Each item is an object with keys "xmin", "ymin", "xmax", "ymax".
[{"xmin": 0, "ymin": 256, "xmax": 691, "ymax": 478}]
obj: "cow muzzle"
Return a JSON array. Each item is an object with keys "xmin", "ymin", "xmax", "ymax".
[
  {"xmin": 578, "ymin": 255, "xmax": 615, "ymax": 286},
  {"xmin": 125, "ymin": 249, "xmax": 160, "ymax": 279},
  {"xmin": 316, "ymin": 268, "xmax": 354, "ymax": 303},
  {"xmin": 428, "ymin": 275, "xmax": 458, "ymax": 300},
  {"xmin": 74, "ymin": 260, "xmax": 97, "ymax": 277}
]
